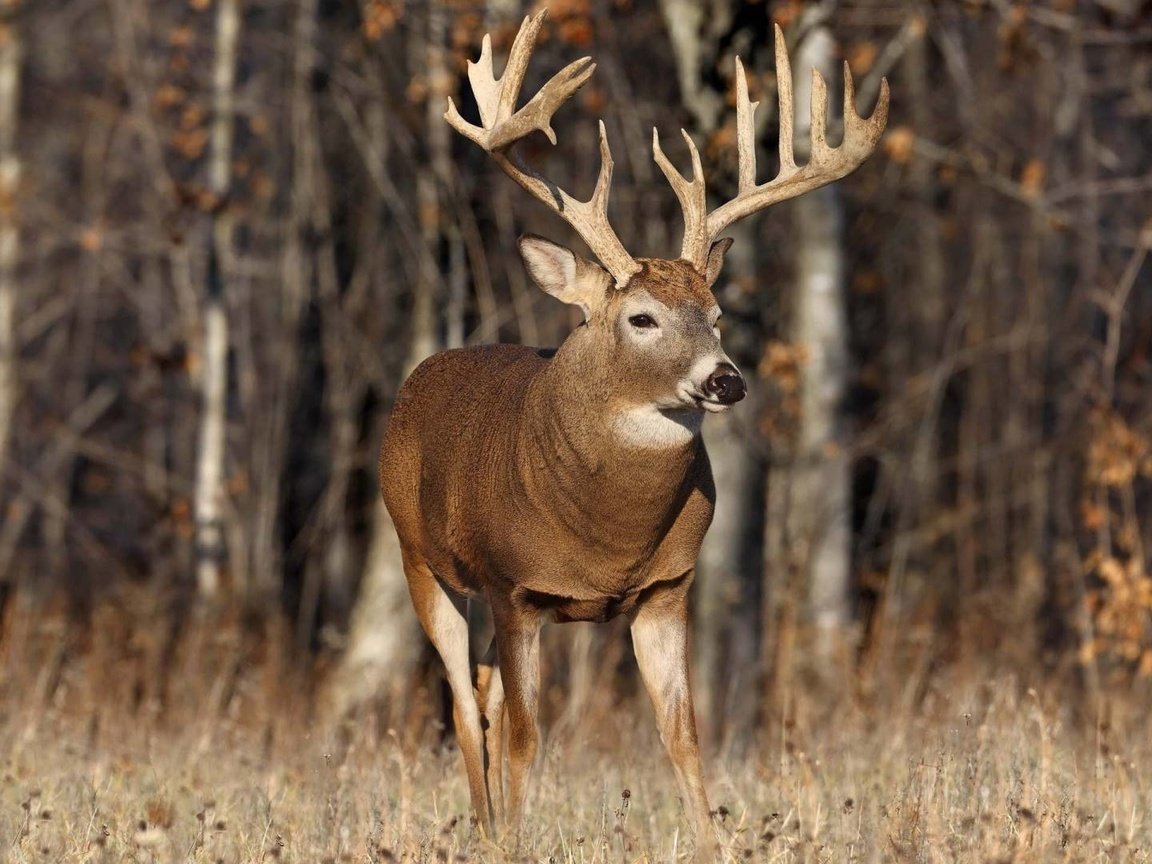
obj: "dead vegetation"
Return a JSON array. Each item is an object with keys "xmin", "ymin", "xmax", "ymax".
[{"xmin": 2, "ymin": 595, "xmax": 1149, "ymax": 863}]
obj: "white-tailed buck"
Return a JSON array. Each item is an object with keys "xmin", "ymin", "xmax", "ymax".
[{"xmin": 379, "ymin": 10, "xmax": 887, "ymax": 855}]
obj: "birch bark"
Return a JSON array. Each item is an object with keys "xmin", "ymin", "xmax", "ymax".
[
  {"xmin": 0, "ymin": 1, "xmax": 20, "ymax": 482},
  {"xmin": 194, "ymin": 0, "xmax": 241, "ymax": 598},
  {"xmin": 787, "ymin": 26, "xmax": 852, "ymax": 661}
]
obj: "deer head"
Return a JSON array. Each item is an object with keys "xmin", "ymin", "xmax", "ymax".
[
  {"xmin": 446, "ymin": 13, "xmax": 888, "ymax": 428},
  {"xmin": 513, "ymin": 234, "xmax": 744, "ymax": 452}
]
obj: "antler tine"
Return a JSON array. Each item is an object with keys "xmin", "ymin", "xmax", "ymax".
[
  {"xmin": 467, "ymin": 35, "xmax": 499, "ymax": 128},
  {"xmin": 445, "ymin": 10, "xmax": 641, "ymax": 287},
  {"xmin": 653, "ymin": 127, "xmax": 708, "ymax": 268},
  {"xmin": 734, "ymin": 58, "xmax": 759, "ymax": 194},
  {"xmin": 496, "ymin": 12, "xmax": 547, "ymax": 127},
  {"xmin": 704, "ymin": 23, "xmax": 890, "ymax": 244},
  {"xmin": 591, "ymin": 120, "xmax": 615, "ymax": 213},
  {"xmin": 774, "ymin": 28, "xmax": 796, "ymax": 176},
  {"xmin": 809, "ymin": 68, "xmax": 829, "ymax": 160},
  {"xmin": 487, "ymin": 55, "xmax": 594, "ymax": 150},
  {"xmin": 843, "ymin": 62, "xmax": 890, "ymax": 162}
]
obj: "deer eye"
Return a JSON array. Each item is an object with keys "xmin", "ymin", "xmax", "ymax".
[{"xmin": 628, "ymin": 314, "xmax": 658, "ymax": 330}]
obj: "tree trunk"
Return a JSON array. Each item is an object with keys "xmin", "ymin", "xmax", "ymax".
[
  {"xmin": 655, "ymin": 0, "xmax": 728, "ymax": 131},
  {"xmin": 0, "ymin": 0, "xmax": 20, "ymax": 483},
  {"xmin": 783, "ymin": 26, "xmax": 852, "ymax": 668},
  {"xmin": 246, "ymin": 0, "xmax": 314, "ymax": 600},
  {"xmin": 194, "ymin": 0, "xmax": 240, "ymax": 598}
]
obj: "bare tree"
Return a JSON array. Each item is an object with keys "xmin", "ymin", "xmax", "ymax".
[
  {"xmin": 244, "ymin": 0, "xmax": 316, "ymax": 602},
  {"xmin": 194, "ymin": 0, "xmax": 241, "ymax": 598},
  {"xmin": 787, "ymin": 23, "xmax": 852, "ymax": 663},
  {"xmin": 0, "ymin": 0, "xmax": 20, "ymax": 481},
  {"xmin": 757, "ymin": 16, "xmax": 856, "ymax": 686}
]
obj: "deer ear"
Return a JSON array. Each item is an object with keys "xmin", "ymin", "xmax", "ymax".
[
  {"xmin": 519, "ymin": 235, "xmax": 609, "ymax": 318},
  {"xmin": 704, "ymin": 237, "xmax": 734, "ymax": 286}
]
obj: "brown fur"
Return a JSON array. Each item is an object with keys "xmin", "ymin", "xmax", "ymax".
[
  {"xmin": 633, "ymin": 258, "xmax": 718, "ymax": 310},
  {"xmin": 379, "ymin": 251, "xmax": 736, "ymax": 858}
]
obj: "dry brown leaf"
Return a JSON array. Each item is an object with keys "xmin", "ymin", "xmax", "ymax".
[
  {"xmin": 179, "ymin": 104, "xmax": 204, "ymax": 131},
  {"xmin": 169, "ymin": 26, "xmax": 195, "ymax": 48},
  {"xmin": 79, "ymin": 225, "xmax": 104, "ymax": 253},
  {"xmin": 558, "ymin": 18, "xmax": 593, "ymax": 48},
  {"xmin": 883, "ymin": 126, "xmax": 915, "ymax": 165},
  {"xmin": 1080, "ymin": 500, "xmax": 1106, "ymax": 531},
  {"xmin": 405, "ymin": 75, "xmax": 429, "ymax": 106},
  {"xmin": 774, "ymin": 0, "xmax": 803, "ymax": 28},
  {"xmin": 848, "ymin": 42, "xmax": 878, "ymax": 76},
  {"xmin": 581, "ymin": 86, "xmax": 606, "ymax": 115},
  {"xmin": 1139, "ymin": 649, "xmax": 1152, "ymax": 678},
  {"xmin": 852, "ymin": 271, "xmax": 881, "ymax": 296},
  {"xmin": 153, "ymin": 84, "xmax": 186, "ymax": 110},
  {"xmin": 1019, "ymin": 159, "xmax": 1046, "ymax": 198}
]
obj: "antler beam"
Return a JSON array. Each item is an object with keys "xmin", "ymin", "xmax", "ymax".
[
  {"xmin": 445, "ymin": 11, "xmax": 641, "ymax": 287},
  {"xmin": 657, "ymin": 25, "xmax": 890, "ymax": 271}
]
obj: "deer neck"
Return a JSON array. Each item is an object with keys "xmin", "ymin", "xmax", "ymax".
[{"xmin": 518, "ymin": 337, "xmax": 701, "ymax": 538}]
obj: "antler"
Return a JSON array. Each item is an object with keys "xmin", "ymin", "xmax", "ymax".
[
  {"xmin": 655, "ymin": 25, "xmax": 890, "ymax": 271},
  {"xmin": 445, "ymin": 11, "xmax": 641, "ymax": 288}
]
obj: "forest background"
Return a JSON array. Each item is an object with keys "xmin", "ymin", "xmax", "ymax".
[{"xmin": 0, "ymin": 0, "xmax": 1151, "ymax": 858}]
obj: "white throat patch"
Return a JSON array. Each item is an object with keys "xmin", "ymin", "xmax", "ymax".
[{"xmin": 613, "ymin": 405, "xmax": 703, "ymax": 448}]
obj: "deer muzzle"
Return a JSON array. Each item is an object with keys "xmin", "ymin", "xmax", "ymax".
[{"xmin": 704, "ymin": 363, "xmax": 746, "ymax": 406}]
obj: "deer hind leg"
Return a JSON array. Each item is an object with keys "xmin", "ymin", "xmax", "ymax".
[
  {"xmin": 629, "ymin": 577, "xmax": 718, "ymax": 859},
  {"xmin": 476, "ymin": 636, "xmax": 505, "ymax": 825},
  {"xmin": 490, "ymin": 597, "xmax": 541, "ymax": 838},
  {"xmin": 404, "ymin": 556, "xmax": 492, "ymax": 832}
]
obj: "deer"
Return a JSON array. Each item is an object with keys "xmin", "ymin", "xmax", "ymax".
[{"xmin": 378, "ymin": 10, "xmax": 887, "ymax": 857}]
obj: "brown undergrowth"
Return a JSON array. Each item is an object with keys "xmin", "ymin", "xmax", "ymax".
[{"xmin": 1, "ymin": 588, "xmax": 1150, "ymax": 863}]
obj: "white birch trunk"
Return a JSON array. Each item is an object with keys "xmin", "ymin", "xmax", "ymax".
[
  {"xmin": 0, "ymin": 7, "xmax": 20, "ymax": 481},
  {"xmin": 655, "ymin": 0, "xmax": 728, "ymax": 130},
  {"xmin": 194, "ymin": 0, "xmax": 240, "ymax": 598},
  {"xmin": 788, "ymin": 27, "xmax": 851, "ymax": 660}
]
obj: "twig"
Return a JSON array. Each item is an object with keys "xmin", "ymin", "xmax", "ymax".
[
  {"xmin": 0, "ymin": 384, "xmax": 118, "ymax": 579},
  {"xmin": 1097, "ymin": 221, "xmax": 1152, "ymax": 404},
  {"xmin": 856, "ymin": 13, "xmax": 925, "ymax": 113}
]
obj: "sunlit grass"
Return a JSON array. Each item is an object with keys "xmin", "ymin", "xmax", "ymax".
[{"xmin": 3, "ymin": 676, "xmax": 1148, "ymax": 863}]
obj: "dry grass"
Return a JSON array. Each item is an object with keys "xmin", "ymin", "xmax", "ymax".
[
  {"xmin": 2, "ymin": 671, "xmax": 1150, "ymax": 864},
  {"xmin": 1, "ymin": 590, "xmax": 1148, "ymax": 862}
]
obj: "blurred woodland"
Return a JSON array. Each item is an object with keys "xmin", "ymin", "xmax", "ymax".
[{"xmin": 0, "ymin": 0, "xmax": 1151, "ymax": 745}]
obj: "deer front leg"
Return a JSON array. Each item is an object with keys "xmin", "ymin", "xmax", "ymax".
[
  {"xmin": 490, "ymin": 595, "xmax": 541, "ymax": 839},
  {"xmin": 476, "ymin": 636, "xmax": 505, "ymax": 825},
  {"xmin": 403, "ymin": 557, "xmax": 492, "ymax": 832},
  {"xmin": 630, "ymin": 577, "xmax": 718, "ymax": 857}
]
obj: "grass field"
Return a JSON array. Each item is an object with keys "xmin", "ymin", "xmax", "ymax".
[{"xmin": 3, "ymin": 669, "xmax": 1149, "ymax": 864}]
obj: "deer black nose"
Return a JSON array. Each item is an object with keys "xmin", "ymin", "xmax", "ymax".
[{"xmin": 704, "ymin": 364, "xmax": 746, "ymax": 405}]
